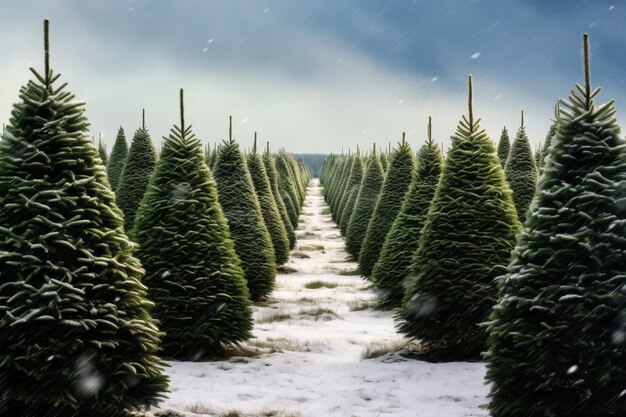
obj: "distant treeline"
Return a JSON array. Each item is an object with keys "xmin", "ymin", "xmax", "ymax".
[{"xmin": 294, "ymin": 154, "xmax": 328, "ymax": 177}]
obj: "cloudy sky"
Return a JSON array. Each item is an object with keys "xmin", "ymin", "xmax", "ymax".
[{"xmin": 1, "ymin": 0, "xmax": 625, "ymax": 153}]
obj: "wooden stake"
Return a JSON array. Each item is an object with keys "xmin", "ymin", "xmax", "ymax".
[
  {"xmin": 253, "ymin": 132, "xmax": 257, "ymax": 153},
  {"xmin": 142, "ymin": 109, "xmax": 145, "ymax": 130},
  {"xmin": 521, "ymin": 110, "xmax": 524, "ymax": 129}
]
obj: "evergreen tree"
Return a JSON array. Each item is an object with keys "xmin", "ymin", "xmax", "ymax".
[
  {"xmin": 247, "ymin": 134, "xmax": 290, "ymax": 265},
  {"xmin": 504, "ymin": 111, "xmax": 538, "ymax": 223},
  {"xmin": 275, "ymin": 153, "xmax": 300, "ymax": 228},
  {"xmin": 538, "ymin": 105, "xmax": 561, "ymax": 172},
  {"xmin": 496, "ymin": 127, "xmax": 510, "ymax": 168},
  {"xmin": 204, "ymin": 142, "xmax": 212, "ymax": 166},
  {"xmin": 486, "ymin": 34, "xmax": 626, "ymax": 417},
  {"xmin": 107, "ymin": 126, "xmax": 128, "ymax": 191},
  {"xmin": 372, "ymin": 118, "xmax": 443, "ymax": 308},
  {"xmin": 134, "ymin": 90, "xmax": 252, "ymax": 359},
  {"xmin": 116, "ymin": 111, "xmax": 158, "ymax": 232},
  {"xmin": 345, "ymin": 147, "xmax": 384, "ymax": 258},
  {"xmin": 213, "ymin": 117, "xmax": 276, "ymax": 301},
  {"xmin": 398, "ymin": 75, "xmax": 520, "ymax": 359},
  {"xmin": 339, "ymin": 186, "xmax": 358, "ymax": 235},
  {"xmin": 337, "ymin": 151, "xmax": 363, "ymax": 232},
  {"xmin": 359, "ymin": 135, "xmax": 415, "ymax": 277},
  {"xmin": 97, "ymin": 135, "xmax": 107, "ymax": 166},
  {"xmin": 263, "ymin": 143, "xmax": 296, "ymax": 249},
  {"xmin": 0, "ymin": 20, "xmax": 167, "ymax": 416}
]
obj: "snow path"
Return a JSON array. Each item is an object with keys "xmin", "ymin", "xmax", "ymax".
[{"xmin": 157, "ymin": 179, "xmax": 489, "ymax": 417}]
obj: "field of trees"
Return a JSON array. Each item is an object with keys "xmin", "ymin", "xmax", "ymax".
[{"xmin": 0, "ymin": 17, "xmax": 624, "ymax": 417}]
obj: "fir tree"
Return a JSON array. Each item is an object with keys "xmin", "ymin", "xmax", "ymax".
[
  {"xmin": 0, "ymin": 20, "xmax": 167, "ymax": 416},
  {"xmin": 263, "ymin": 143, "xmax": 296, "ymax": 249},
  {"xmin": 97, "ymin": 135, "xmax": 107, "ymax": 166},
  {"xmin": 116, "ymin": 110, "xmax": 158, "ymax": 232},
  {"xmin": 247, "ymin": 133, "xmax": 290, "ymax": 265},
  {"xmin": 504, "ymin": 111, "xmax": 538, "ymax": 223},
  {"xmin": 359, "ymin": 134, "xmax": 415, "ymax": 277},
  {"xmin": 337, "ymin": 150, "xmax": 363, "ymax": 232},
  {"xmin": 398, "ymin": 75, "xmax": 520, "ymax": 359},
  {"xmin": 345, "ymin": 147, "xmax": 384, "ymax": 258},
  {"xmin": 107, "ymin": 126, "xmax": 128, "ymax": 191},
  {"xmin": 538, "ymin": 104, "xmax": 561, "ymax": 172},
  {"xmin": 275, "ymin": 153, "xmax": 300, "ymax": 228},
  {"xmin": 134, "ymin": 90, "xmax": 252, "ymax": 359},
  {"xmin": 496, "ymin": 127, "xmax": 510, "ymax": 168},
  {"xmin": 372, "ymin": 118, "xmax": 443, "ymax": 308},
  {"xmin": 213, "ymin": 117, "xmax": 276, "ymax": 301},
  {"xmin": 486, "ymin": 34, "xmax": 626, "ymax": 417}
]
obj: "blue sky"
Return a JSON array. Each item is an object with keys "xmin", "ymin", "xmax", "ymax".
[{"xmin": 1, "ymin": 0, "xmax": 625, "ymax": 153}]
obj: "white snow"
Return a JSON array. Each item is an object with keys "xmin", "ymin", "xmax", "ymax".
[{"xmin": 153, "ymin": 179, "xmax": 488, "ymax": 417}]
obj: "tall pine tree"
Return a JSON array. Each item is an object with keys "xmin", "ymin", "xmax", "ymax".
[
  {"xmin": 107, "ymin": 126, "xmax": 128, "ymax": 191},
  {"xmin": 213, "ymin": 117, "xmax": 276, "ymax": 301},
  {"xmin": 0, "ymin": 20, "xmax": 167, "ymax": 416},
  {"xmin": 398, "ymin": 75, "xmax": 520, "ymax": 359},
  {"xmin": 504, "ymin": 111, "xmax": 538, "ymax": 223},
  {"xmin": 359, "ymin": 134, "xmax": 415, "ymax": 277},
  {"xmin": 247, "ymin": 133, "xmax": 290, "ymax": 265},
  {"xmin": 133, "ymin": 90, "xmax": 253, "ymax": 359},
  {"xmin": 263, "ymin": 143, "xmax": 296, "ymax": 249},
  {"xmin": 345, "ymin": 146, "xmax": 384, "ymax": 259},
  {"xmin": 496, "ymin": 127, "xmax": 510, "ymax": 168},
  {"xmin": 97, "ymin": 135, "xmax": 107, "ymax": 166},
  {"xmin": 486, "ymin": 34, "xmax": 626, "ymax": 417},
  {"xmin": 116, "ymin": 110, "xmax": 158, "ymax": 232},
  {"xmin": 372, "ymin": 118, "xmax": 443, "ymax": 308}
]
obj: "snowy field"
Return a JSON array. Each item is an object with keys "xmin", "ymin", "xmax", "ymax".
[{"xmin": 152, "ymin": 180, "xmax": 489, "ymax": 417}]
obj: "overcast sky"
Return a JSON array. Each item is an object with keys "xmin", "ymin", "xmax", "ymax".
[{"xmin": 1, "ymin": 0, "xmax": 625, "ymax": 153}]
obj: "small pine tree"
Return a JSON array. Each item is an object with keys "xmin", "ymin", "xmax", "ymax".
[
  {"xmin": 116, "ymin": 110, "xmax": 158, "ymax": 232},
  {"xmin": 263, "ymin": 143, "xmax": 296, "ymax": 249},
  {"xmin": 247, "ymin": 133, "xmax": 290, "ymax": 265},
  {"xmin": 107, "ymin": 126, "xmax": 128, "ymax": 191},
  {"xmin": 486, "ymin": 34, "xmax": 626, "ymax": 417},
  {"xmin": 0, "ymin": 20, "xmax": 167, "ymax": 416},
  {"xmin": 134, "ymin": 90, "xmax": 252, "ymax": 359},
  {"xmin": 359, "ymin": 134, "xmax": 415, "ymax": 277},
  {"xmin": 398, "ymin": 75, "xmax": 520, "ymax": 359},
  {"xmin": 213, "ymin": 117, "xmax": 276, "ymax": 301},
  {"xmin": 504, "ymin": 111, "xmax": 538, "ymax": 223},
  {"xmin": 371, "ymin": 118, "xmax": 443, "ymax": 308},
  {"xmin": 97, "ymin": 135, "xmax": 107, "ymax": 166},
  {"xmin": 345, "ymin": 146, "xmax": 384, "ymax": 258},
  {"xmin": 538, "ymin": 104, "xmax": 561, "ymax": 172},
  {"xmin": 496, "ymin": 127, "xmax": 510, "ymax": 168}
]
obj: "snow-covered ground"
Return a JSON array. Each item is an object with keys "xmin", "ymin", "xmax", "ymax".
[{"xmin": 153, "ymin": 179, "xmax": 489, "ymax": 417}]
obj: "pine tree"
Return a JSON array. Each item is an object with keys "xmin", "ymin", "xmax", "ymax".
[
  {"xmin": 345, "ymin": 147, "xmax": 384, "ymax": 258},
  {"xmin": 496, "ymin": 127, "xmax": 510, "ymax": 168},
  {"xmin": 359, "ymin": 134, "xmax": 415, "ymax": 277},
  {"xmin": 247, "ymin": 133, "xmax": 290, "ymax": 265},
  {"xmin": 204, "ymin": 142, "xmax": 212, "ymax": 166},
  {"xmin": 504, "ymin": 111, "xmax": 538, "ymax": 223},
  {"xmin": 116, "ymin": 110, "xmax": 158, "ymax": 232},
  {"xmin": 275, "ymin": 153, "xmax": 300, "ymax": 228},
  {"xmin": 538, "ymin": 104, "xmax": 560, "ymax": 172},
  {"xmin": 0, "ymin": 20, "xmax": 167, "ymax": 416},
  {"xmin": 263, "ymin": 143, "xmax": 296, "ymax": 249},
  {"xmin": 337, "ymin": 151, "xmax": 363, "ymax": 232},
  {"xmin": 486, "ymin": 34, "xmax": 626, "ymax": 417},
  {"xmin": 107, "ymin": 126, "xmax": 128, "ymax": 191},
  {"xmin": 398, "ymin": 75, "xmax": 520, "ymax": 359},
  {"xmin": 97, "ymin": 135, "xmax": 107, "ymax": 166},
  {"xmin": 133, "ymin": 90, "xmax": 252, "ymax": 359},
  {"xmin": 213, "ymin": 117, "xmax": 276, "ymax": 301},
  {"xmin": 371, "ymin": 118, "xmax": 443, "ymax": 308}
]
